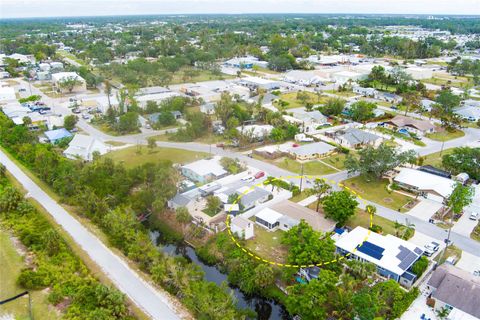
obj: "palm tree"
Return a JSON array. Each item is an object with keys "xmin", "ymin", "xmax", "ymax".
[{"xmin": 365, "ymin": 204, "xmax": 377, "ymax": 216}]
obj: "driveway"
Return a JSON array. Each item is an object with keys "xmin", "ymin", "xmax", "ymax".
[
  {"xmin": 407, "ymin": 199, "xmax": 443, "ymax": 222},
  {"xmin": 456, "ymin": 251, "xmax": 480, "ymax": 274},
  {"xmin": 452, "ymin": 213, "xmax": 477, "ymax": 236},
  {"xmin": 409, "ymin": 231, "xmax": 445, "ymax": 260}
]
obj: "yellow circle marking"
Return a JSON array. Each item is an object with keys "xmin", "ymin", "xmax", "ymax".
[{"xmin": 225, "ymin": 175, "xmax": 374, "ymax": 268}]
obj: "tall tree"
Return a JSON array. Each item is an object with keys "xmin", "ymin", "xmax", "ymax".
[
  {"xmin": 322, "ymin": 191, "xmax": 359, "ymax": 226},
  {"xmin": 312, "ymin": 178, "xmax": 332, "ymax": 212}
]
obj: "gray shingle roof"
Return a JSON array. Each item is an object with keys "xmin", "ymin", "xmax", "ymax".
[{"xmin": 339, "ymin": 128, "xmax": 380, "ymax": 145}]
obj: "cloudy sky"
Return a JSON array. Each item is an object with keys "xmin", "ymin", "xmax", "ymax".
[{"xmin": 1, "ymin": 0, "xmax": 480, "ymax": 18}]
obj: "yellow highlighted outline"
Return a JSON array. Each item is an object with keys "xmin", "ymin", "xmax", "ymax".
[{"xmin": 225, "ymin": 175, "xmax": 374, "ymax": 268}]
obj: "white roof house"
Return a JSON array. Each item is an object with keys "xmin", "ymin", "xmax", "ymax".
[
  {"xmin": 336, "ymin": 226, "xmax": 424, "ymax": 283},
  {"xmin": 230, "ymin": 216, "xmax": 254, "ymax": 240},
  {"xmin": 288, "ymin": 141, "xmax": 336, "ymax": 160},
  {"xmin": 236, "ymin": 124, "xmax": 274, "ymax": 140},
  {"xmin": 180, "ymin": 156, "xmax": 228, "ymax": 183},
  {"xmin": 0, "ymin": 86, "xmax": 17, "ymax": 102},
  {"xmin": 332, "ymin": 71, "xmax": 367, "ymax": 84},
  {"xmin": 63, "ymin": 134, "xmax": 109, "ymax": 161},
  {"xmin": 255, "ymin": 207, "xmax": 283, "ymax": 229},
  {"xmin": 240, "ymin": 77, "xmax": 280, "ymax": 90},
  {"xmin": 135, "ymin": 91, "xmax": 182, "ymax": 108},
  {"xmin": 394, "ymin": 168, "xmax": 456, "ymax": 202}
]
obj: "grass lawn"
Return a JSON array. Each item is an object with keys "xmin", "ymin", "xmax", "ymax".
[
  {"xmin": 245, "ymin": 223, "xmax": 287, "ymax": 263},
  {"xmin": 0, "ymin": 229, "xmax": 60, "ymax": 320},
  {"xmin": 320, "ymin": 153, "xmax": 348, "ymax": 170},
  {"xmin": 289, "ymin": 189, "xmax": 313, "ymax": 203},
  {"xmin": 324, "ymin": 90, "xmax": 357, "ymax": 98},
  {"xmin": 106, "ymin": 145, "xmax": 208, "ymax": 168},
  {"xmin": 434, "ymin": 245, "xmax": 462, "ymax": 265},
  {"xmin": 341, "ymin": 176, "xmax": 413, "ymax": 212},
  {"xmin": 273, "ymin": 157, "xmax": 336, "ymax": 176},
  {"xmin": 273, "ymin": 91, "xmax": 328, "ymax": 110},
  {"xmin": 169, "ymin": 67, "xmax": 235, "ymax": 85},
  {"xmin": 346, "ymin": 208, "xmax": 397, "ymax": 236},
  {"xmin": 426, "ymin": 129, "xmax": 465, "ymax": 142},
  {"xmin": 422, "ymin": 148, "xmax": 454, "ymax": 168}
]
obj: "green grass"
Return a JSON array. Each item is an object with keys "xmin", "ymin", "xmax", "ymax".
[
  {"xmin": 422, "ymin": 148, "xmax": 454, "ymax": 168},
  {"xmin": 0, "ymin": 229, "xmax": 60, "ymax": 320},
  {"xmin": 346, "ymin": 208, "xmax": 397, "ymax": 236},
  {"xmin": 320, "ymin": 153, "xmax": 348, "ymax": 170},
  {"xmin": 273, "ymin": 157, "xmax": 336, "ymax": 176},
  {"xmin": 324, "ymin": 90, "xmax": 357, "ymax": 98},
  {"xmin": 289, "ymin": 189, "xmax": 313, "ymax": 203},
  {"xmin": 434, "ymin": 245, "xmax": 462, "ymax": 265},
  {"xmin": 273, "ymin": 91, "xmax": 328, "ymax": 110},
  {"xmin": 105, "ymin": 145, "xmax": 209, "ymax": 168},
  {"xmin": 169, "ymin": 68, "xmax": 235, "ymax": 84},
  {"xmin": 342, "ymin": 176, "xmax": 413, "ymax": 212},
  {"xmin": 426, "ymin": 129, "xmax": 465, "ymax": 142},
  {"xmin": 245, "ymin": 223, "xmax": 287, "ymax": 263}
]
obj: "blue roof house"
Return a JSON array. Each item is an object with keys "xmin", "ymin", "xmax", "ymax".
[{"xmin": 44, "ymin": 128, "xmax": 72, "ymax": 143}]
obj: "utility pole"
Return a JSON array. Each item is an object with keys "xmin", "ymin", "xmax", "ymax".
[
  {"xmin": 299, "ymin": 162, "xmax": 304, "ymax": 193},
  {"xmin": 439, "ymin": 140, "xmax": 446, "ymax": 157}
]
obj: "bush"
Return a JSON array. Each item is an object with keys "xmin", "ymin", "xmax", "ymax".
[
  {"xmin": 369, "ymin": 224, "xmax": 383, "ymax": 233},
  {"xmin": 17, "ymin": 269, "xmax": 49, "ymax": 289},
  {"xmin": 411, "ymin": 256, "xmax": 429, "ymax": 277}
]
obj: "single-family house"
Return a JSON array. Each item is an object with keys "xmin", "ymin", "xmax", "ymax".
[
  {"xmin": 181, "ymin": 156, "xmax": 228, "ymax": 184},
  {"xmin": 255, "ymin": 208, "xmax": 283, "ymax": 230},
  {"xmin": 135, "ymin": 91, "xmax": 182, "ymax": 108},
  {"xmin": 384, "ymin": 115, "xmax": 435, "ymax": 136},
  {"xmin": 290, "ymin": 110, "xmax": 330, "ymax": 134},
  {"xmin": 236, "ymin": 124, "xmax": 274, "ymax": 141},
  {"xmin": 353, "ymin": 86, "xmax": 377, "ymax": 97},
  {"xmin": 332, "ymin": 71, "xmax": 366, "ymax": 84},
  {"xmin": 394, "ymin": 168, "xmax": 456, "ymax": 203},
  {"xmin": 230, "ymin": 216, "xmax": 254, "ymax": 240},
  {"xmin": 288, "ymin": 141, "xmax": 336, "ymax": 161},
  {"xmin": 271, "ymin": 200, "xmax": 336, "ymax": 232},
  {"xmin": 167, "ymin": 189, "xmax": 200, "ymax": 210},
  {"xmin": 421, "ymin": 99, "xmax": 436, "ymax": 112},
  {"xmin": 234, "ymin": 186, "xmax": 271, "ymax": 210},
  {"xmin": 335, "ymin": 128, "xmax": 383, "ymax": 149},
  {"xmin": 336, "ymin": 226, "xmax": 424, "ymax": 288},
  {"xmin": 375, "ymin": 92, "xmax": 403, "ymax": 104},
  {"xmin": 200, "ymin": 102, "xmax": 216, "ymax": 115},
  {"xmin": 44, "ymin": 128, "xmax": 72, "ymax": 143},
  {"xmin": 51, "ymin": 72, "xmax": 87, "ymax": 93},
  {"xmin": 427, "ymin": 264, "xmax": 480, "ymax": 319},
  {"xmin": 63, "ymin": 134, "xmax": 109, "ymax": 161},
  {"xmin": 240, "ymin": 77, "xmax": 280, "ymax": 90}
]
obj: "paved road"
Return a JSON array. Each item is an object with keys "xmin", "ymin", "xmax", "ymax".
[{"xmin": 0, "ymin": 149, "xmax": 182, "ymax": 320}]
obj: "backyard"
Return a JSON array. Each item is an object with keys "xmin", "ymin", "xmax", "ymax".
[
  {"xmin": 245, "ymin": 222, "xmax": 287, "ymax": 263},
  {"xmin": 341, "ymin": 176, "xmax": 415, "ymax": 212},
  {"xmin": 105, "ymin": 145, "xmax": 208, "ymax": 168},
  {"xmin": 0, "ymin": 229, "xmax": 60, "ymax": 320}
]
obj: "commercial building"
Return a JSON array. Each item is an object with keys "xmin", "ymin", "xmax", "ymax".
[
  {"xmin": 180, "ymin": 156, "xmax": 228, "ymax": 184},
  {"xmin": 335, "ymin": 226, "xmax": 424, "ymax": 288},
  {"xmin": 51, "ymin": 72, "xmax": 87, "ymax": 93}
]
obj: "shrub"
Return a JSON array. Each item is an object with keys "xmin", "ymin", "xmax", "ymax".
[
  {"xmin": 369, "ymin": 224, "xmax": 383, "ymax": 234},
  {"xmin": 411, "ymin": 256, "xmax": 429, "ymax": 277}
]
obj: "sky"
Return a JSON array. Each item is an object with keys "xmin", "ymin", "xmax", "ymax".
[{"xmin": 1, "ymin": 0, "xmax": 480, "ymax": 18}]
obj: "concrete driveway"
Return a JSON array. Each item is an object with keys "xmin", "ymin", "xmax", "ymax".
[
  {"xmin": 409, "ymin": 231, "xmax": 445, "ymax": 260},
  {"xmin": 452, "ymin": 214, "xmax": 477, "ymax": 236},
  {"xmin": 407, "ymin": 199, "xmax": 443, "ymax": 222},
  {"xmin": 456, "ymin": 251, "xmax": 480, "ymax": 274}
]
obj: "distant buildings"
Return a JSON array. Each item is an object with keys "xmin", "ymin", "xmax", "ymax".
[
  {"xmin": 51, "ymin": 72, "xmax": 87, "ymax": 93},
  {"xmin": 336, "ymin": 226, "xmax": 424, "ymax": 288},
  {"xmin": 240, "ymin": 76, "xmax": 280, "ymax": 90},
  {"xmin": 224, "ymin": 56, "xmax": 268, "ymax": 69},
  {"xmin": 236, "ymin": 124, "xmax": 274, "ymax": 140}
]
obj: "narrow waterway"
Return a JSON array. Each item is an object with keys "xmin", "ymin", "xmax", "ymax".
[{"xmin": 149, "ymin": 230, "xmax": 289, "ymax": 320}]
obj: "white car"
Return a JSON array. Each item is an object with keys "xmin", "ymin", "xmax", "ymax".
[
  {"xmin": 423, "ymin": 241, "xmax": 440, "ymax": 257},
  {"xmin": 470, "ymin": 212, "xmax": 479, "ymax": 221},
  {"xmin": 241, "ymin": 176, "xmax": 255, "ymax": 182}
]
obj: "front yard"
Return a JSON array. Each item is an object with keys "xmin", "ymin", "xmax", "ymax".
[
  {"xmin": 273, "ymin": 157, "xmax": 337, "ymax": 176},
  {"xmin": 273, "ymin": 91, "xmax": 328, "ymax": 110},
  {"xmin": 425, "ymin": 129, "xmax": 465, "ymax": 142},
  {"xmin": 342, "ymin": 176, "xmax": 415, "ymax": 212},
  {"xmin": 105, "ymin": 145, "xmax": 208, "ymax": 168},
  {"xmin": 421, "ymin": 148, "xmax": 454, "ymax": 168}
]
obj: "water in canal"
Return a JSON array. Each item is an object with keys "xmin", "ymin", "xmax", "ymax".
[{"xmin": 149, "ymin": 230, "xmax": 290, "ymax": 320}]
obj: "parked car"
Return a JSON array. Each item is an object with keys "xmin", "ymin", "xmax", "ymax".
[
  {"xmin": 72, "ymin": 108, "xmax": 81, "ymax": 114},
  {"xmin": 241, "ymin": 176, "xmax": 255, "ymax": 182},
  {"xmin": 423, "ymin": 241, "xmax": 440, "ymax": 257},
  {"xmin": 254, "ymin": 171, "xmax": 265, "ymax": 179},
  {"xmin": 470, "ymin": 212, "xmax": 479, "ymax": 221},
  {"xmin": 19, "ymin": 88, "xmax": 26, "ymax": 92},
  {"xmin": 82, "ymin": 114, "xmax": 90, "ymax": 120},
  {"xmin": 216, "ymin": 143, "xmax": 225, "ymax": 148}
]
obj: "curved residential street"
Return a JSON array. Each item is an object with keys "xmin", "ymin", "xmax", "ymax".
[{"xmin": 0, "ymin": 149, "xmax": 183, "ymax": 320}]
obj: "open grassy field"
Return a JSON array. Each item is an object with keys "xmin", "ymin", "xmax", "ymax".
[
  {"xmin": 426, "ymin": 129, "xmax": 465, "ymax": 142},
  {"xmin": 0, "ymin": 229, "xmax": 60, "ymax": 320},
  {"xmin": 169, "ymin": 68, "xmax": 235, "ymax": 84},
  {"xmin": 273, "ymin": 91, "xmax": 328, "ymax": 110},
  {"xmin": 105, "ymin": 145, "xmax": 209, "ymax": 168},
  {"xmin": 245, "ymin": 223, "xmax": 287, "ymax": 263},
  {"xmin": 342, "ymin": 176, "xmax": 413, "ymax": 212}
]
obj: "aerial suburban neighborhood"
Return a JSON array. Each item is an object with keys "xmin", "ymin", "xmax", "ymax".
[{"xmin": 1, "ymin": 2, "xmax": 480, "ymax": 320}]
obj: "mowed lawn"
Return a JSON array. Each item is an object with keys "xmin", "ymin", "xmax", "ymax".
[
  {"xmin": 273, "ymin": 157, "xmax": 337, "ymax": 176},
  {"xmin": 422, "ymin": 148, "xmax": 454, "ymax": 168},
  {"xmin": 0, "ymin": 230, "xmax": 59, "ymax": 320},
  {"xmin": 245, "ymin": 223, "xmax": 287, "ymax": 263},
  {"xmin": 346, "ymin": 208, "xmax": 398, "ymax": 236},
  {"xmin": 426, "ymin": 129, "xmax": 465, "ymax": 142},
  {"xmin": 341, "ymin": 176, "xmax": 413, "ymax": 212},
  {"xmin": 105, "ymin": 145, "xmax": 209, "ymax": 168},
  {"xmin": 273, "ymin": 91, "xmax": 328, "ymax": 109}
]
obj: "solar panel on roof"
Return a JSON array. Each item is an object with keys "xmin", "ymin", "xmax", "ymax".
[
  {"xmin": 396, "ymin": 246, "xmax": 411, "ymax": 260},
  {"xmin": 414, "ymin": 247, "xmax": 423, "ymax": 255},
  {"xmin": 357, "ymin": 241, "xmax": 385, "ymax": 260},
  {"xmin": 398, "ymin": 252, "xmax": 418, "ymax": 270}
]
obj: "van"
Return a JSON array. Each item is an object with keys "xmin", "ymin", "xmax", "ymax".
[{"xmin": 470, "ymin": 212, "xmax": 479, "ymax": 221}]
